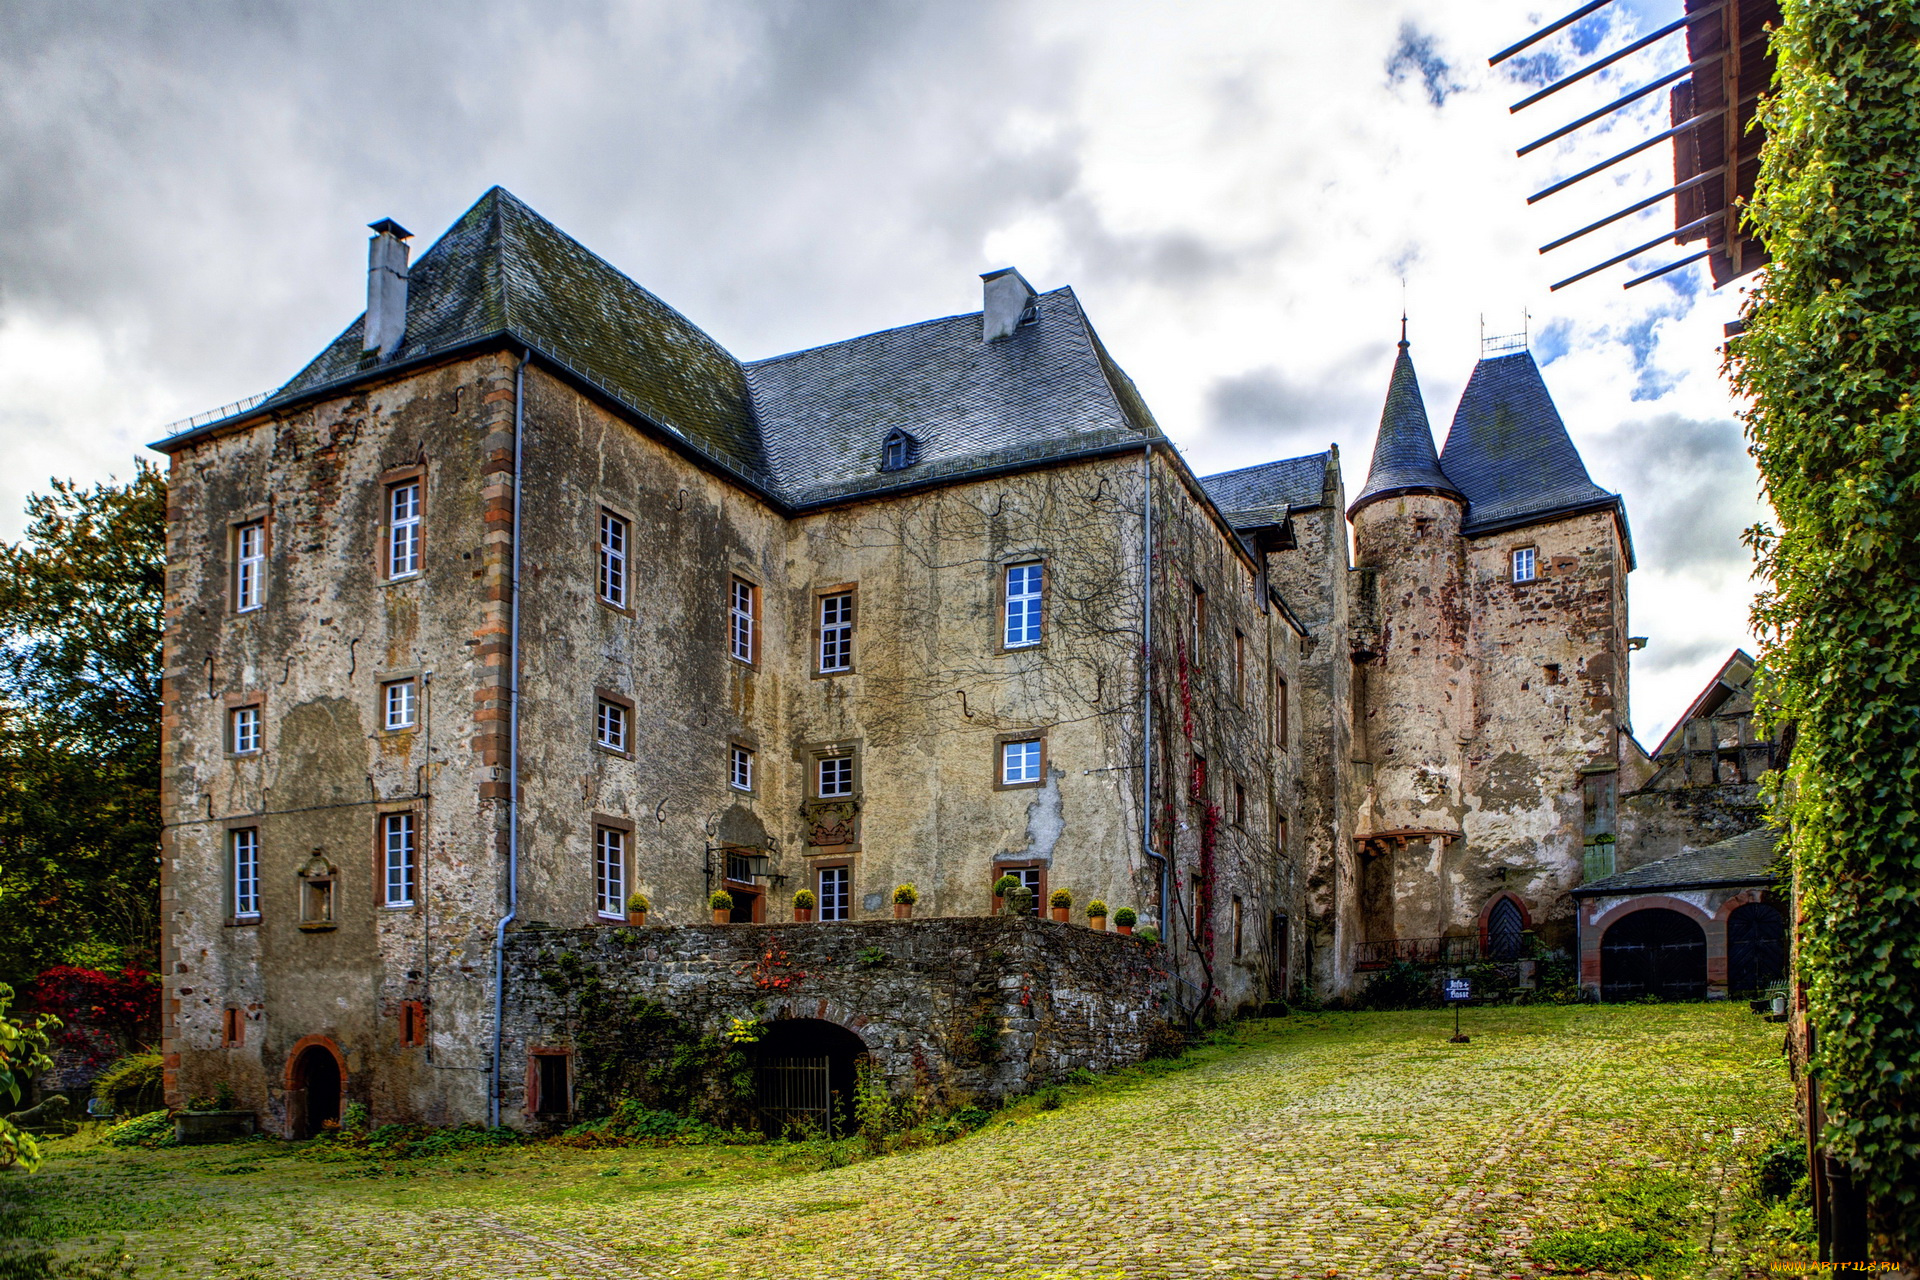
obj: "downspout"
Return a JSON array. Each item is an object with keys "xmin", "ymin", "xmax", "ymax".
[
  {"xmin": 1140, "ymin": 444, "xmax": 1173, "ymax": 1010},
  {"xmin": 489, "ymin": 349, "xmax": 530, "ymax": 1127}
]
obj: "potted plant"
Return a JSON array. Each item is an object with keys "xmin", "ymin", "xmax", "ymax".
[
  {"xmin": 1137, "ymin": 924, "xmax": 1159, "ymax": 944},
  {"xmin": 626, "ymin": 892, "xmax": 650, "ymax": 927},
  {"xmin": 1086, "ymin": 899, "xmax": 1108, "ymax": 931},
  {"xmin": 893, "ymin": 883, "xmax": 918, "ymax": 919},
  {"xmin": 1048, "ymin": 888, "xmax": 1072, "ymax": 923},
  {"xmin": 709, "ymin": 889, "xmax": 734, "ymax": 924},
  {"xmin": 1113, "ymin": 907, "xmax": 1137, "ymax": 937},
  {"xmin": 792, "ymin": 887, "xmax": 816, "ymax": 922},
  {"xmin": 992, "ymin": 873, "xmax": 1021, "ymax": 914}
]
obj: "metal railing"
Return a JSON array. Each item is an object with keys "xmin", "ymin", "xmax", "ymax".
[{"xmin": 158, "ymin": 391, "xmax": 274, "ymax": 438}]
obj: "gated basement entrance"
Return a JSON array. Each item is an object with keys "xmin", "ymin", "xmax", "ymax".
[
  {"xmin": 1600, "ymin": 908, "xmax": 1708, "ymax": 1001},
  {"xmin": 752, "ymin": 1019, "xmax": 867, "ymax": 1137}
]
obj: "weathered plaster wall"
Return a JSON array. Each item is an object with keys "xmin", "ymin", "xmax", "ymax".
[{"xmin": 499, "ymin": 917, "xmax": 1171, "ymax": 1122}]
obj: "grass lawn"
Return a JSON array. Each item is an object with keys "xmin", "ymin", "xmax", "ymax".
[{"xmin": 5, "ymin": 1003, "xmax": 1807, "ymax": 1279}]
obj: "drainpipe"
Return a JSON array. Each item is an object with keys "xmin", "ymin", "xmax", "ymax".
[
  {"xmin": 1140, "ymin": 444, "xmax": 1173, "ymax": 1008},
  {"xmin": 489, "ymin": 349, "xmax": 531, "ymax": 1128}
]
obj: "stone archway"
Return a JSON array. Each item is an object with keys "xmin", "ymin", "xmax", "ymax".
[
  {"xmin": 1601, "ymin": 908, "xmax": 1708, "ymax": 1002},
  {"xmin": 751, "ymin": 1018, "xmax": 868, "ymax": 1138},
  {"xmin": 285, "ymin": 1036, "xmax": 345, "ymax": 1139}
]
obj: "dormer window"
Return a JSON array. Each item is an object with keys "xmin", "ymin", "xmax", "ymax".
[{"xmin": 880, "ymin": 429, "xmax": 918, "ymax": 473}]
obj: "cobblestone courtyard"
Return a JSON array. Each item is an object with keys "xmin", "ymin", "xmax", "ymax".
[{"xmin": 14, "ymin": 1005, "xmax": 1795, "ymax": 1279}]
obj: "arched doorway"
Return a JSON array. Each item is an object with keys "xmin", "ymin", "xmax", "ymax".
[
  {"xmin": 751, "ymin": 1019, "xmax": 867, "ymax": 1138},
  {"xmin": 1601, "ymin": 908, "xmax": 1707, "ymax": 1002},
  {"xmin": 1727, "ymin": 902, "xmax": 1787, "ymax": 993},
  {"xmin": 1485, "ymin": 896, "xmax": 1526, "ymax": 960},
  {"xmin": 291, "ymin": 1043, "xmax": 342, "ymax": 1138}
]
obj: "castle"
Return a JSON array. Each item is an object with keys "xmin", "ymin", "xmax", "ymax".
[{"xmin": 153, "ymin": 189, "xmax": 1778, "ymax": 1134}]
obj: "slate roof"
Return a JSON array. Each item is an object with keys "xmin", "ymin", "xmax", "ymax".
[
  {"xmin": 153, "ymin": 187, "xmax": 1162, "ymax": 510},
  {"xmin": 1198, "ymin": 453, "xmax": 1331, "ymax": 529},
  {"xmin": 1571, "ymin": 827, "xmax": 1779, "ymax": 897},
  {"xmin": 746, "ymin": 288, "xmax": 1158, "ymax": 508},
  {"xmin": 1438, "ymin": 351, "xmax": 1619, "ymax": 538},
  {"xmin": 1348, "ymin": 340, "xmax": 1462, "ymax": 516}
]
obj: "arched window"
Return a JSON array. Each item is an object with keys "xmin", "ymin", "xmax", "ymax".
[
  {"xmin": 879, "ymin": 429, "xmax": 918, "ymax": 472},
  {"xmin": 1486, "ymin": 896, "xmax": 1525, "ymax": 960}
]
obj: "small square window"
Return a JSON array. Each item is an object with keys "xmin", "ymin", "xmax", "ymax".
[
  {"xmin": 997, "ymin": 865, "xmax": 1042, "ymax": 916},
  {"xmin": 230, "ymin": 706, "xmax": 262, "ymax": 754},
  {"xmin": 596, "ymin": 698, "xmax": 629, "ymax": 754},
  {"xmin": 383, "ymin": 680, "xmax": 417, "ymax": 731},
  {"xmin": 1002, "ymin": 739, "xmax": 1042, "ymax": 786},
  {"xmin": 730, "ymin": 744, "xmax": 754, "ymax": 792},
  {"xmin": 817, "ymin": 755, "xmax": 854, "ymax": 798},
  {"xmin": 818, "ymin": 865, "xmax": 850, "ymax": 920},
  {"xmin": 1512, "ymin": 547, "xmax": 1537, "ymax": 583}
]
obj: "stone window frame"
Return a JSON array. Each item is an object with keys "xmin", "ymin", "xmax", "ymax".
[
  {"xmin": 1510, "ymin": 544, "xmax": 1538, "ymax": 584},
  {"xmin": 1233, "ymin": 628, "xmax": 1246, "ymax": 704},
  {"xmin": 728, "ymin": 575, "xmax": 760, "ymax": 667},
  {"xmin": 1191, "ymin": 580, "xmax": 1208, "ymax": 660},
  {"xmin": 1232, "ymin": 895, "xmax": 1245, "ymax": 960},
  {"xmin": 1271, "ymin": 668, "xmax": 1289, "ymax": 753},
  {"xmin": 811, "ymin": 744, "xmax": 860, "ymax": 800},
  {"xmin": 1233, "ymin": 779, "xmax": 1247, "ymax": 828},
  {"xmin": 379, "ymin": 464, "xmax": 427, "ymax": 583},
  {"xmin": 374, "ymin": 802, "xmax": 421, "ymax": 912},
  {"xmin": 593, "ymin": 689, "xmax": 635, "ymax": 759},
  {"xmin": 222, "ymin": 1007, "xmax": 245, "ymax": 1049},
  {"xmin": 995, "ymin": 559, "xmax": 1049, "ymax": 654},
  {"xmin": 592, "ymin": 815, "xmax": 633, "ymax": 924},
  {"xmin": 597, "ymin": 505, "xmax": 633, "ymax": 615},
  {"xmin": 223, "ymin": 689, "xmax": 267, "ymax": 758},
  {"xmin": 814, "ymin": 583, "xmax": 858, "ymax": 677},
  {"xmin": 728, "ymin": 741, "xmax": 756, "ymax": 795},
  {"xmin": 223, "ymin": 817, "xmax": 263, "ymax": 925},
  {"xmin": 399, "ymin": 1000, "xmax": 427, "ymax": 1050},
  {"xmin": 379, "ymin": 672, "xmax": 421, "ymax": 735},
  {"xmin": 297, "ymin": 850, "xmax": 339, "ymax": 932},
  {"xmin": 811, "ymin": 858, "xmax": 854, "ymax": 921},
  {"xmin": 228, "ymin": 505, "xmax": 270, "ymax": 616},
  {"xmin": 526, "ymin": 1046, "xmax": 574, "ymax": 1119},
  {"xmin": 994, "ymin": 731, "xmax": 1048, "ymax": 791},
  {"xmin": 992, "ymin": 860, "xmax": 1047, "ymax": 917}
]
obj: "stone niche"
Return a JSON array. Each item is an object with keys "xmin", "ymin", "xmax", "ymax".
[{"xmin": 500, "ymin": 916, "xmax": 1171, "ymax": 1126}]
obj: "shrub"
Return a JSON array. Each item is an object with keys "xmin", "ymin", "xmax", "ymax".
[
  {"xmin": 90, "ymin": 1052, "xmax": 162, "ymax": 1117},
  {"xmin": 1353, "ymin": 961, "xmax": 1439, "ymax": 1010},
  {"xmin": 626, "ymin": 892, "xmax": 649, "ymax": 914},
  {"xmin": 792, "ymin": 888, "xmax": 816, "ymax": 910},
  {"xmin": 1527, "ymin": 1227, "xmax": 1666, "ymax": 1274},
  {"xmin": 992, "ymin": 874, "xmax": 1021, "ymax": 897},
  {"xmin": 1048, "ymin": 888, "xmax": 1071, "ymax": 909},
  {"xmin": 102, "ymin": 1110, "xmax": 175, "ymax": 1149},
  {"xmin": 1137, "ymin": 925, "xmax": 1159, "ymax": 944},
  {"xmin": 892, "ymin": 883, "xmax": 918, "ymax": 906},
  {"xmin": 1113, "ymin": 907, "xmax": 1137, "ymax": 927},
  {"xmin": 1085, "ymin": 899, "xmax": 1108, "ymax": 918},
  {"xmin": 708, "ymin": 890, "xmax": 734, "ymax": 912}
]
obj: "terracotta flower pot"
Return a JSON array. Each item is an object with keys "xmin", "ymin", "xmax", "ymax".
[
  {"xmin": 1117, "ymin": 923, "xmax": 1133, "ymax": 936},
  {"xmin": 1088, "ymin": 915, "xmax": 1106, "ymax": 932},
  {"xmin": 1050, "ymin": 906, "xmax": 1069, "ymax": 923},
  {"xmin": 627, "ymin": 911, "xmax": 647, "ymax": 927},
  {"xmin": 893, "ymin": 903, "xmax": 912, "ymax": 919},
  {"xmin": 794, "ymin": 907, "xmax": 814, "ymax": 922},
  {"xmin": 711, "ymin": 908, "xmax": 729, "ymax": 924}
]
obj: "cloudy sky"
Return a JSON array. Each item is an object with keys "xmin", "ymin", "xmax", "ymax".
[{"xmin": 0, "ymin": 0, "xmax": 1767, "ymax": 745}]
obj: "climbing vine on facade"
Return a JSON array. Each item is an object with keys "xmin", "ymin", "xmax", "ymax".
[{"xmin": 1728, "ymin": 0, "xmax": 1920, "ymax": 1253}]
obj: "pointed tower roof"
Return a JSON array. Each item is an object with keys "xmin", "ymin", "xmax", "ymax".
[
  {"xmin": 1438, "ymin": 350, "xmax": 1619, "ymax": 539},
  {"xmin": 1347, "ymin": 329, "xmax": 1462, "ymax": 518}
]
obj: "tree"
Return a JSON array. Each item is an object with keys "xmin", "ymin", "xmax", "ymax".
[
  {"xmin": 0, "ymin": 460, "xmax": 165, "ymax": 987},
  {"xmin": 0, "ymin": 980, "xmax": 55, "ymax": 1171},
  {"xmin": 1729, "ymin": 0, "xmax": 1920, "ymax": 1259}
]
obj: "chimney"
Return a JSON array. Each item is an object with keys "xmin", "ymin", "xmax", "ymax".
[
  {"xmin": 980, "ymin": 267, "xmax": 1037, "ymax": 342},
  {"xmin": 363, "ymin": 218, "xmax": 413, "ymax": 359}
]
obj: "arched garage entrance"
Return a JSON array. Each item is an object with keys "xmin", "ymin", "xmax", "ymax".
[
  {"xmin": 1601, "ymin": 908, "xmax": 1707, "ymax": 1002},
  {"xmin": 1727, "ymin": 901, "xmax": 1787, "ymax": 994},
  {"xmin": 752, "ymin": 1019, "xmax": 867, "ymax": 1138}
]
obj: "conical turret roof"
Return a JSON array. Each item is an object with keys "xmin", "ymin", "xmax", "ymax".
[
  {"xmin": 1438, "ymin": 350, "xmax": 1615, "ymax": 536},
  {"xmin": 1347, "ymin": 334, "xmax": 1462, "ymax": 518}
]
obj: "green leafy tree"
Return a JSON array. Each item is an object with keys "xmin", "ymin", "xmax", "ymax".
[
  {"xmin": 1729, "ymin": 0, "xmax": 1920, "ymax": 1254},
  {"xmin": 0, "ymin": 979, "xmax": 55, "ymax": 1170},
  {"xmin": 0, "ymin": 461, "xmax": 165, "ymax": 986}
]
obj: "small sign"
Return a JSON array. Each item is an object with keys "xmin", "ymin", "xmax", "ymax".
[{"xmin": 1444, "ymin": 978, "xmax": 1471, "ymax": 1003}]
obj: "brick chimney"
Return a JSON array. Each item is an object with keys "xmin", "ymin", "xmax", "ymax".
[
  {"xmin": 980, "ymin": 267, "xmax": 1037, "ymax": 342},
  {"xmin": 363, "ymin": 218, "xmax": 413, "ymax": 359}
]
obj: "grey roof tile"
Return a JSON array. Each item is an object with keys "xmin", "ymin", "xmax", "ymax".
[
  {"xmin": 1349, "ymin": 340, "xmax": 1462, "ymax": 514},
  {"xmin": 1439, "ymin": 351, "xmax": 1616, "ymax": 536},
  {"xmin": 1198, "ymin": 453, "xmax": 1331, "ymax": 528},
  {"xmin": 1572, "ymin": 827, "xmax": 1778, "ymax": 896}
]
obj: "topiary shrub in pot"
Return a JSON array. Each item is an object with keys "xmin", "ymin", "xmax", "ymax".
[
  {"xmin": 792, "ymin": 887, "xmax": 816, "ymax": 922},
  {"xmin": 708, "ymin": 890, "xmax": 734, "ymax": 924},
  {"xmin": 1085, "ymin": 899, "xmax": 1108, "ymax": 930},
  {"xmin": 1113, "ymin": 907, "xmax": 1138, "ymax": 937},
  {"xmin": 626, "ymin": 892, "xmax": 650, "ymax": 927},
  {"xmin": 892, "ymin": 883, "xmax": 918, "ymax": 919}
]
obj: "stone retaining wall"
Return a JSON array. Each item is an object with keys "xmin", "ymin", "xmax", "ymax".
[{"xmin": 500, "ymin": 916, "xmax": 1171, "ymax": 1124}]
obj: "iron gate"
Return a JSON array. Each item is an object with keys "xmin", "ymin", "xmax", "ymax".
[{"xmin": 754, "ymin": 1054, "xmax": 833, "ymax": 1136}]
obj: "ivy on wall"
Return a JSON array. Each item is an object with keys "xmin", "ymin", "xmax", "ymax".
[{"xmin": 1729, "ymin": 0, "xmax": 1920, "ymax": 1252}]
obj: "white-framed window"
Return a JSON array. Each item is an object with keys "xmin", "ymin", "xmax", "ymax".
[
  {"xmin": 388, "ymin": 480, "xmax": 422, "ymax": 579},
  {"xmin": 231, "ymin": 828, "xmax": 260, "ymax": 919},
  {"xmin": 599, "ymin": 510, "xmax": 628, "ymax": 608},
  {"xmin": 596, "ymin": 698, "xmax": 629, "ymax": 753},
  {"xmin": 1002, "ymin": 739, "xmax": 1042, "ymax": 785},
  {"xmin": 234, "ymin": 521, "xmax": 266, "ymax": 612},
  {"xmin": 817, "ymin": 754, "xmax": 854, "ymax": 798},
  {"xmin": 818, "ymin": 865, "xmax": 850, "ymax": 920},
  {"xmin": 819, "ymin": 592, "xmax": 854, "ymax": 673},
  {"xmin": 1512, "ymin": 547, "xmax": 1537, "ymax": 583},
  {"xmin": 383, "ymin": 679, "xmax": 417, "ymax": 731},
  {"xmin": 729, "ymin": 577, "xmax": 757, "ymax": 663},
  {"xmin": 1004, "ymin": 562, "xmax": 1043, "ymax": 648},
  {"xmin": 594, "ymin": 826, "xmax": 626, "ymax": 919},
  {"xmin": 383, "ymin": 812, "xmax": 416, "ymax": 907},
  {"xmin": 230, "ymin": 706, "xmax": 261, "ymax": 755},
  {"xmin": 730, "ymin": 744, "xmax": 754, "ymax": 792}
]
